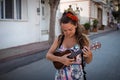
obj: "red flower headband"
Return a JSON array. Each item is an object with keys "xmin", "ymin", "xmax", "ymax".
[{"xmin": 66, "ymin": 13, "xmax": 78, "ymax": 21}]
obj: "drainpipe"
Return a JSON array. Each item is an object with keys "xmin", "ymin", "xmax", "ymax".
[{"xmin": 89, "ymin": 0, "xmax": 91, "ymax": 24}]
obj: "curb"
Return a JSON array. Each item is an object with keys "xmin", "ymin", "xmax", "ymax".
[{"xmin": 0, "ymin": 41, "xmax": 50, "ymax": 63}]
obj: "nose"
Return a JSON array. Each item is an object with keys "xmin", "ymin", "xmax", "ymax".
[{"xmin": 66, "ymin": 31, "xmax": 70, "ymax": 35}]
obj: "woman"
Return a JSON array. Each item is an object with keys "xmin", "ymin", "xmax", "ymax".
[{"xmin": 46, "ymin": 11, "xmax": 92, "ymax": 80}]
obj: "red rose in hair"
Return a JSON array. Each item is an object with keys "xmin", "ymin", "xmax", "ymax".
[{"xmin": 66, "ymin": 13, "xmax": 78, "ymax": 21}]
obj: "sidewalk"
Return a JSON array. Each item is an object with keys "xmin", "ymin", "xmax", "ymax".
[
  {"xmin": 0, "ymin": 41, "xmax": 51, "ymax": 63},
  {"xmin": 0, "ymin": 27, "xmax": 117, "ymax": 63}
]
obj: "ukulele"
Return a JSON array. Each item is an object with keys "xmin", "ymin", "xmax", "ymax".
[{"xmin": 53, "ymin": 41, "xmax": 101, "ymax": 69}]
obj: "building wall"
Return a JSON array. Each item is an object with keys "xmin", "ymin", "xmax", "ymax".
[
  {"xmin": 102, "ymin": 7, "xmax": 108, "ymax": 25},
  {"xmin": 90, "ymin": 2, "xmax": 98, "ymax": 19},
  {"xmin": 79, "ymin": 1, "xmax": 90, "ymax": 24},
  {"xmin": 90, "ymin": 0, "xmax": 108, "ymax": 26},
  {"xmin": 0, "ymin": 0, "xmax": 110, "ymax": 49},
  {"xmin": 39, "ymin": 0, "xmax": 50, "ymax": 41},
  {"xmin": 0, "ymin": 0, "xmax": 50, "ymax": 49},
  {"xmin": 59, "ymin": 0, "xmax": 90, "ymax": 24}
]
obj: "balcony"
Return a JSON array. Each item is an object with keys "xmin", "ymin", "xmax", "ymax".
[{"xmin": 92, "ymin": 0, "xmax": 107, "ymax": 5}]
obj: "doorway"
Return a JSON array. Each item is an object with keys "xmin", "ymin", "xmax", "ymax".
[{"xmin": 97, "ymin": 8, "xmax": 102, "ymax": 28}]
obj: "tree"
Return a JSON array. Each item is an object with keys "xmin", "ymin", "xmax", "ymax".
[
  {"xmin": 48, "ymin": 0, "xmax": 60, "ymax": 45},
  {"xmin": 112, "ymin": 11, "xmax": 118, "ymax": 20},
  {"xmin": 111, "ymin": 0, "xmax": 120, "ymax": 23}
]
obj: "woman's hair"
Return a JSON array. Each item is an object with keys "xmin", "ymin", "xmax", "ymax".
[
  {"xmin": 60, "ymin": 11, "xmax": 78, "ymax": 26},
  {"xmin": 59, "ymin": 11, "xmax": 89, "ymax": 48}
]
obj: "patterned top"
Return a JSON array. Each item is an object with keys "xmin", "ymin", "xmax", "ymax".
[{"xmin": 55, "ymin": 44, "xmax": 84, "ymax": 80}]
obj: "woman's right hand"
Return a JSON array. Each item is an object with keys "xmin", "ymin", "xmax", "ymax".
[{"xmin": 59, "ymin": 53, "xmax": 75, "ymax": 66}]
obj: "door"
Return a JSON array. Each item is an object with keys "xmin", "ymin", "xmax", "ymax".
[
  {"xmin": 40, "ymin": 0, "xmax": 49, "ymax": 41},
  {"xmin": 97, "ymin": 8, "xmax": 102, "ymax": 28}
]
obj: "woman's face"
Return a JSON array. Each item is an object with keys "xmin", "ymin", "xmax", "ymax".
[{"xmin": 61, "ymin": 23, "xmax": 76, "ymax": 38}]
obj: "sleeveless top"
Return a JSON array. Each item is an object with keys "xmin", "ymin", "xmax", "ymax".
[{"xmin": 55, "ymin": 44, "xmax": 84, "ymax": 80}]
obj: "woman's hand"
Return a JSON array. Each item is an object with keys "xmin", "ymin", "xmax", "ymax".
[
  {"xmin": 59, "ymin": 53, "xmax": 75, "ymax": 66},
  {"xmin": 82, "ymin": 46, "xmax": 92, "ymax": 63}
]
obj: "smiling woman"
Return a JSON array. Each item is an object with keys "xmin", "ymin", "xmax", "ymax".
[
  {"xmin": 46, "ymin": 11, "xmax": 93, "ymax": 80},
  {"xmin": 61, "ymin": 23, "xmax": 76, "ymax": 38}
]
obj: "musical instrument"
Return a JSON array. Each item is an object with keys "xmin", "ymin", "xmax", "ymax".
[{"xmin": 53, "ymin": 41, "xmax": 101, "ymax": 69}]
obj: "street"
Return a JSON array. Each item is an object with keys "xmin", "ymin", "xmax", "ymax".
[{"xmin": 0, "ymin": 30, "xmax": 120, "ymax": 80}]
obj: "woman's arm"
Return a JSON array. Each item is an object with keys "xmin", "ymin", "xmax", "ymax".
[
  {"xmin": 46, "ymin": 38, "xmax": 75, "ymax": 66},
  {"xmin": 46, "ymin": 38, "xmax": 61, "ymax": 62}
]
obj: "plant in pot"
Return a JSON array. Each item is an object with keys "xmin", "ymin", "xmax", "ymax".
[
  {"xmin": 92, "ymin": 19, "xmax": 98, "ymax": 32},
  {"xmin": 83, "ymin": 22, "xmax": 91, "ymax": 34}
]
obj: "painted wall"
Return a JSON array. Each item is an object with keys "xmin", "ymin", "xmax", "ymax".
[
  {"xmin": 89, "ymin": 1, "xmax": 98, "ymax": 24},
  {"xmin": 102, "ymin": 8, "xmax": 108, "ymax": 26},
  {"xmin": 0, "ymin": 0, "xmax": 50, "ymax": 49},
  {"xmin": 77, "ymin": 1, "xmax": 90, "ymax": 24},
  {"xmin": 59, "ymin": 0, "xmax": 90, "ymax": 25},
  {"xmin": 90, "ymin": 1, "xmax": 108, "ymax": 26},
  {"xmin": 0, "ymin": 0, "xmax": 109, "ymax": 49}
]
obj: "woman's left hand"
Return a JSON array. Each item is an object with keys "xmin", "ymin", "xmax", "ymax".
[
  {"xmin": 82, "ymin": 46, "xmax": 91, "ymax": 58},
  {"xmin": 82, "ymin": 46, "xmax": 92, "ymax": 63}
]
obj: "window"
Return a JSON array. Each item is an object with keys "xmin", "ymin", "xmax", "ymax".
[
  {"xmin": 42, "ymin": 6, "xmax": 44, "ymax": 16},
  {"xmin": 0, "ymin": 0, "xmax": 27, "ymax": 20},
  {"xmin": 41, "ymin": 0, "xmax": 45, "ymax": 19},
  {"xmin": 5, "ymin": 0, "xmax": 14, "ymax": 19},
  {"xmin": 16, "ymin": 0, "xmax": 21, "ymax": 19}
]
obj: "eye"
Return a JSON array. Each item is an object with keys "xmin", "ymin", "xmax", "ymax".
[
  {"xmin": 69, "ymin": 28, "xmax": 73, "ymax": 31},
  {"xmin": 63, "ymin": 30, "xmax": 67, "ymax": 32}
]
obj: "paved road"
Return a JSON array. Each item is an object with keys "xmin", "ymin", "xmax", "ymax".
[
  {"xmin": 0, "ymin": 58, "xmax": 55, "ymax": 80},
  {"xmin": 0, "ymin": 30, "xmax": 120, "ymax": 80},
  {"xmin": 86, "ymin": 30, "xmax": 120, "ymax": 80}
]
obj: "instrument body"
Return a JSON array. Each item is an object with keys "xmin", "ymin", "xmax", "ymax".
[{"xmin": 53, "ymin": 42, "xmax": 101, "ymax": 69}]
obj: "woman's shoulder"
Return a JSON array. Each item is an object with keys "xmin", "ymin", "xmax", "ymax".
[
  {"xmin": 54, "ymin": 34, "xmax": 63, "ymax": 40},
  {"xmin": 52, "ymin": 34, "xmax": 64, "ymax": 47},
  {"xmin": 56, "ymin": 34, "xmax": 64, "ymax": 48},
  {"xmin": 58, "ymin": 34, "xmax": 64, "ymax": 39}
]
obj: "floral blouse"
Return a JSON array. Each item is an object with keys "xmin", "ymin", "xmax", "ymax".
[{"xmin": 55, "ymin": 44, "xmax": 84, "ymax": 80}]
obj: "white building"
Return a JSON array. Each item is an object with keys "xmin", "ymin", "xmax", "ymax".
[
  {"xmin": 59, "ymin": 0, "xmax": 111, "ymax": 27},
  {"xmin": 0, "ymin": 0, "xmax": 50, "ymax": 49},
  {"xmin": 0, "ymin": 0, "xmax": 112, "ymax": 50}
]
